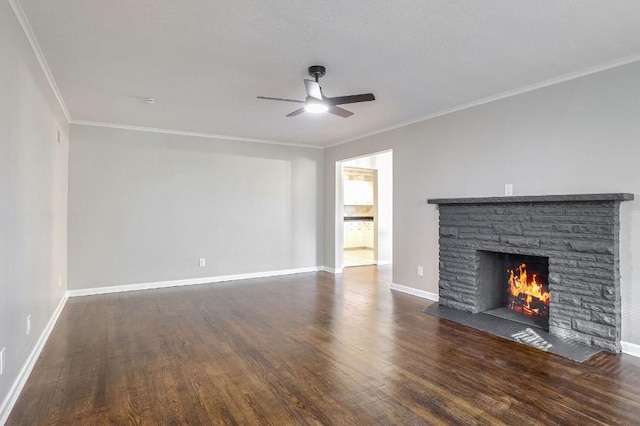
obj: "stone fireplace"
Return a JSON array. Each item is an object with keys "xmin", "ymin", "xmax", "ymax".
[{"xmin": 427, "ymin": 193, "xmax": 634, "ymax": 353}]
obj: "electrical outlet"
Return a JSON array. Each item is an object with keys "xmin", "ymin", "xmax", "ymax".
[
  {"xmin": 0, "ymin": 347, "xmax": 5, "ymax": 375},
  {"xmin": 199, "ymin": 258, "xmax": 206, "ymax": 267},
  {"xmin": 27, "ymin": 315, "xmax": 31, "ymax": 335},
  {"xmin": 417, "ymin": 266, "xmax": 424, "ymax": 276},
  {"xmin": 505, "ymin": 184, "xmax": 513, "ymax": 196},
  {"xmin": 58, "ymin": 275, "xmax": 62, "ymax": 288}
]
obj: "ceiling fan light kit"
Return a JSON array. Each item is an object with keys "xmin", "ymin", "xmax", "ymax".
[
  {"xmin": 257, "ymin": 65, "xmax": 375, "ymax": 118},
  {"xmin": 304, "ymin": 99, "xmax": 328, "ymax": 114}
]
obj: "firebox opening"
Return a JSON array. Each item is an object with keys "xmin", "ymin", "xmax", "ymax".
[{"xmin": 477, "ymin": 251, "xmax": 550, "ymax": 331}]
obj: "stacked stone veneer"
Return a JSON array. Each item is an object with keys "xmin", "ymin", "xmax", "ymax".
[{"xmin": 427, "ymin": 194, "xmax": 634, "ymax": 353}]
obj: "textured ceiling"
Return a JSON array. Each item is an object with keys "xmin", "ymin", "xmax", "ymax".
[{"xmin": 17, "ymin": 0, "xmax": 640, "ymax": 147}]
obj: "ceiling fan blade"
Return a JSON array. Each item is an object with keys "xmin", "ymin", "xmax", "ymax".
[
  {"xmin": 327, "ymin": 105, "xmax": 354, "ymax": 118},
  {"xmin": 257, "ymin": 96, "xmax": 304, "ymax": 103},
  {"xmin": 286, "ymin": 107, "xmax": 306, "ymax": 117},
  {"xmin": 326, "ymin": 93, "xmax": 375, "ymax": 105},
  {"xmin": 304, "ymin": 79, "xmax": 323, "ymax": 100}
]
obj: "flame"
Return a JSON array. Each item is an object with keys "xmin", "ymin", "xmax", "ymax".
[{"xmin": 507, "ymin": 263, "xmax": 550, "ymax": 316}]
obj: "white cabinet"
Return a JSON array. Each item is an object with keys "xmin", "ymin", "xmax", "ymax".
[
  {"xmin": 363, "ymin": 222, "xmax": 374, "ymax": 248},
  {"xmin": 344, "ymin": 221, "xmax": 375, "ymax": 249},
  {"xmin": 360, "ymin": 181, "xmax": 374, "ymax": 205},
  {"xmin": 343, "ymin": 180, "xmax": 356, "ymax": 205},
  {"xmin": 344, "ymin": 222, "xmax": 364, "ymax": 248},
  {"xmin": 344, "ymin": 223, "xmax": 352, "ymax": 248},
  {"xmin": 343, "ymin": 222, "xmax": 351, "ymax": 247},
  {"xmin": 344, "ymin": 178, "xmax": 374, "ymax": 205}
]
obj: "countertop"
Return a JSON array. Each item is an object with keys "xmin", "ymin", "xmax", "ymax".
[{"xmin": 344, "ymin": 216, "xmax": 374, "ymax": 221}]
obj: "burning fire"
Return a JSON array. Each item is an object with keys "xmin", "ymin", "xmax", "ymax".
[{"xmin": 507, "ymin": 263, "xmax": 550, "ymax": 316}]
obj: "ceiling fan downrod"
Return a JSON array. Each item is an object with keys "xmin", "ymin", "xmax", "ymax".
[{"xmin": 308, "ymin": 65, "xmax": 326, "ymax": 82}]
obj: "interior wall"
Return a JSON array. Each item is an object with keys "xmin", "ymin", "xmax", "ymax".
[
  {"xmin": 0, "ymin": 1, "xmax": 69, "ymax": 416},
  {"xmin": 324, "ymin": 61, "xmax": 640, "ymax": 347},
  {"xmin": 342, "ymin": 151, "xmax": 393, "ymax": 264},
  {"xmin": 68, "ymin": 124, "xmax": 323, "ymax": 290}
]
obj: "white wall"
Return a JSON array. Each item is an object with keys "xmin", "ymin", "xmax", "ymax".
[
  {"xmin": 68, "ymin": 124, "xmax": 323, "ymax": 290},
  {"xmin": 342, "ymin": 151, "xmax": 393, "ymax": 264},
  {"xmin": 324, "ymin": 61, "xmax": 640, "ymax": 347},
  {"xmin": 0, "ymin": 1, "xmax": 69, "ymax": 419}
]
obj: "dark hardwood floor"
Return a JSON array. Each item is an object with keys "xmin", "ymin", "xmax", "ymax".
[{"xmin": 8, "ymin": 266, "xmax": 640, "ymax": 425}]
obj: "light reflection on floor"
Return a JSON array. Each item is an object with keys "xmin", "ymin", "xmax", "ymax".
[
  {"xmin": 327, "ymin": 265, "xmax": 397, "ymax": 383},
  {"xmin": 343, "ymin": 248, "xmax": 375, "ymax": 267}
]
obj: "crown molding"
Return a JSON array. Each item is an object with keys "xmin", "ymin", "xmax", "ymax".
[
  {"xmin": 70, "ymin": 120, "xmax": 324, "ymax": 149},
  {"xmin": 327, "ymin": 53, "xmax": 640, "ymax": 149},
  {"xmin": 9, "ymin": 0, "xmax": 71, "ymax": 122}
]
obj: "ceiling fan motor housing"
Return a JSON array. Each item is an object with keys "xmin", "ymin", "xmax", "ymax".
[{"xmin": 308, "ymin": 65, "xmax": 326, "ymax": 80}]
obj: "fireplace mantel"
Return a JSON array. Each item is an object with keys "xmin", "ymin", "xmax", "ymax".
[{"xmin": 428, "ymin": 193, "xmax": 634, "ymax": 205}]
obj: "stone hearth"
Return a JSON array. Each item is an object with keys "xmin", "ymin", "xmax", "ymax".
[{"xmin": 427, "ymin": 193, "xmax": 634, "ymax": 352}]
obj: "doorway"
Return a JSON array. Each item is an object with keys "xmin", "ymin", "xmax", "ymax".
[
  {"xmin": 342, "ymin": 166, "xmax": 376, "ymax": 266},
  {"xmin": 337, "ymin": 150, "xmax": 393, "ymax": 269}
]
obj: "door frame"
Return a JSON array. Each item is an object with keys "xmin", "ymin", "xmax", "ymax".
[{"xmin": 335, "ymin": 149, "xmax": 392, "ymax": 270}]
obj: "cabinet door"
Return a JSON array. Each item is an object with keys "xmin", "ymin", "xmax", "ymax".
[
  {"xmin": 362, "ymin": 181, "xmax": 374, "ymax": 205},
  {"xmin": 355, "ymin": 224, "xmax": 365, "ymax": 247},
  {"xmin": 344, "ymin": 223, "xmax": 357, "ymax": 248},
  {"xmin": 343, "ymin": 180, "xmax": 358, "ymax": 205},
  {"xmin": 364, "ymin": 223, "xmax": 374, "ymax": 248},
  {"xmin": 344, "ymin": 179, "xmax": 374, "ymax": 205},
  {"xmin": 344, "ymin": 223, "xmax": 352, "ymax": 248}
]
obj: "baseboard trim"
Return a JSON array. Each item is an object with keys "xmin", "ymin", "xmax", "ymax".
[
  {"xmin": 67, "ymin": 267, "xmax": 321, "ymax": 297},
  {"xmin": 0, "ymin": 293, "xmax": 68, "ymax": 425},
  {"xmin": 319, "ymin": 266, "xmax": 343, "ymax": 274},
  {"xmin": 377, "ymin": 260, "xmax": 392, "ymax": 265},
  {"xmin": 621, "ymin": 341, "xmax": 640, "ymax": 358},
  {"xmin": 391, "ymin": 283, "xmax": 439, "ymax": 302}
]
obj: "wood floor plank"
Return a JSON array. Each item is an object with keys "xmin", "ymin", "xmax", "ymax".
[{"xmin": 7, "ymin": 265, "xmax": 640, "ymax": 425}]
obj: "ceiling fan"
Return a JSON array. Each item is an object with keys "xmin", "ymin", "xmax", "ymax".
[{"xmin": 257, "ymin": 65, "xmax": 375, "ymax": 118}]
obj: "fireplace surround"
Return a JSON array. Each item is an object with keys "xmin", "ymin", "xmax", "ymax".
[{"xmin": 427, "ymin": 193, "xmax": 634, "ymax": 352}]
